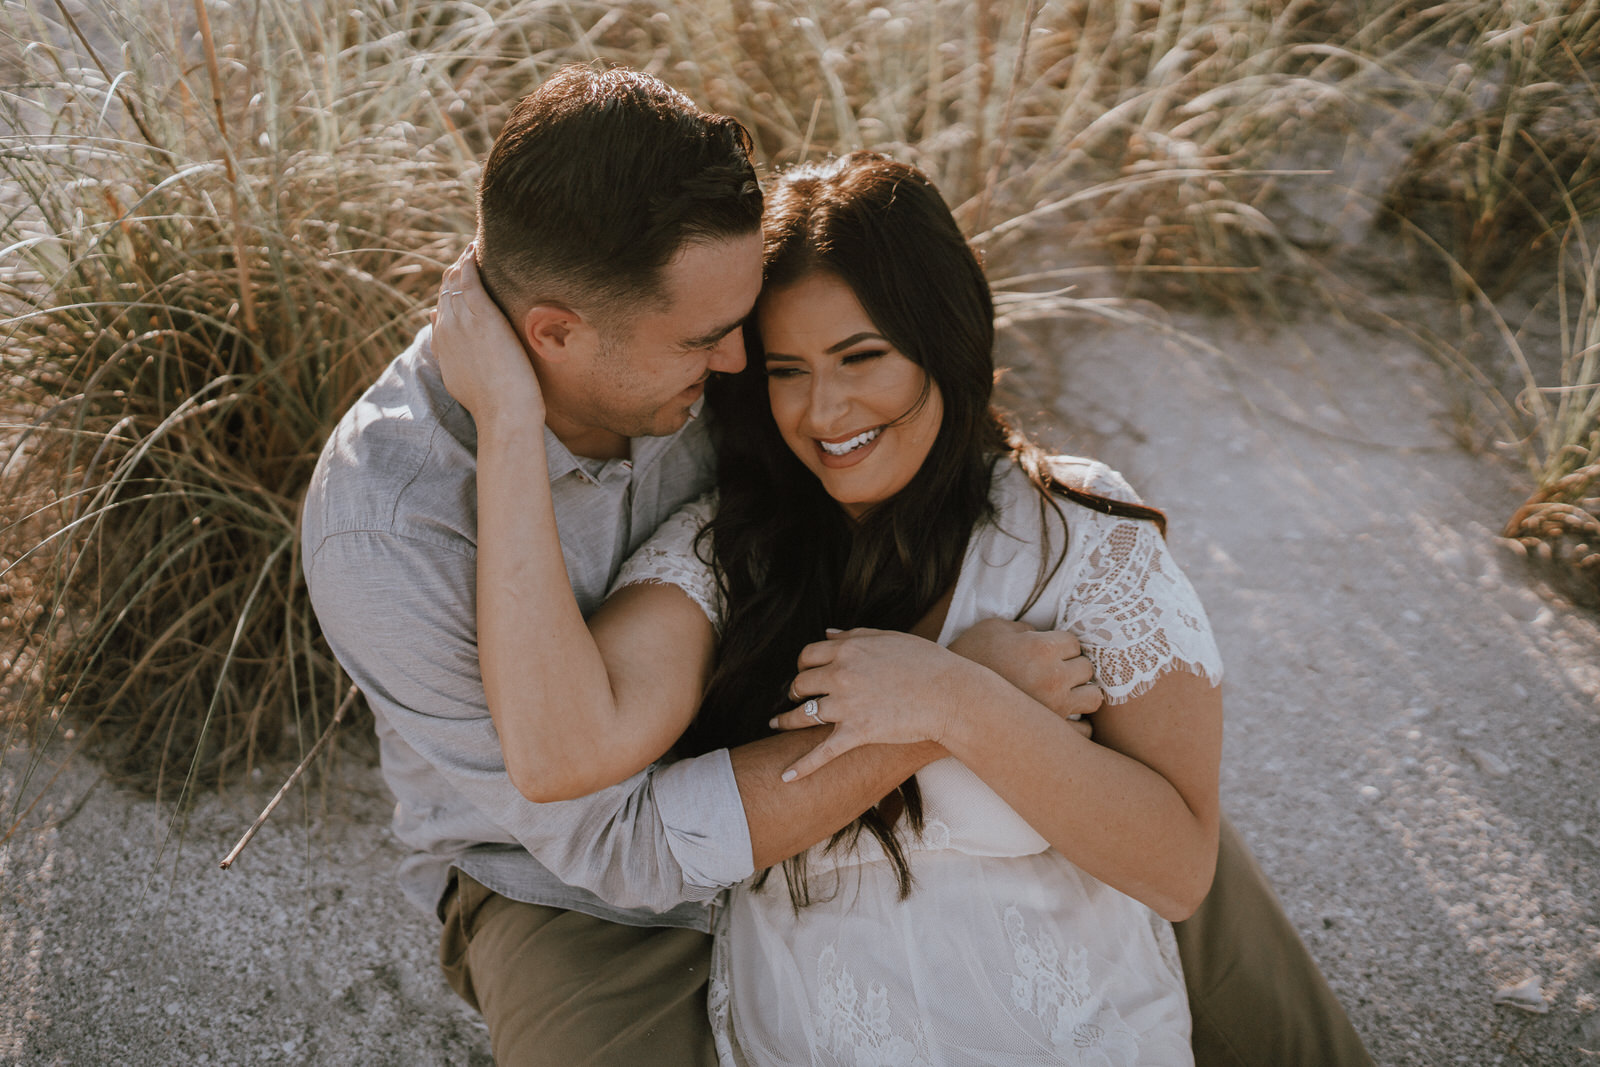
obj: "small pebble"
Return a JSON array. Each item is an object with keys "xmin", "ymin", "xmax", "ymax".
[
  {"xmin": 1493, "ymin": 975, "xmax": 1549, "ymax": 1014},
  {"xmin": 1358, "ymin": 785, "xmax": 1381, "ymax": 800},
  {"xmin": 1563, "ymin": 821, "xmax": 1581, "ymax": 839},
  {"xmin": 1467, "ymin": 748, "xmax": 1510, "ymax": 777}
]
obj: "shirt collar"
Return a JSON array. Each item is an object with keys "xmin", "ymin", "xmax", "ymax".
[{"xmin": 541, "ymin": 424, "xmax": 584, "ymax": 483}]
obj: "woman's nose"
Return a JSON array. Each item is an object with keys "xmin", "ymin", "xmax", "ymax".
[{"xmin": 802, "ymin": 371, "xmax": 851, "ymax": 435}]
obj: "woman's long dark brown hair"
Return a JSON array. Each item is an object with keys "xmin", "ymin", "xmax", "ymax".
[{"xmin": 687, "ymin": 152, "xmax": 1164, "ymax": 905}]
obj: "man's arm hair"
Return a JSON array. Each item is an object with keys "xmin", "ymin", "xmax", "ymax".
[{"xmin": 732, "ymin": 732, "xmax": 939, "ymax": 870}]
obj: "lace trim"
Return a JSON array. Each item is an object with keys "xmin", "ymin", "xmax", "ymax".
[
  {"xmin": 1062, "ymin": 515, "xmax": 1223, "ymax": 703},
  {"xmin": 1149, "ymin": 909, "xmax": 1185, "ymax": 989},
  {"xmin": 708, "ymin": 905, "xmax": 741, "ymax": 1067},
  {"xmin": 1004, "ymin": 906, "xmax": 1141, "ymax": 1064},
  {"xmin": 610, "ymin": 493, "xmax": 723, "ymax": 631}
]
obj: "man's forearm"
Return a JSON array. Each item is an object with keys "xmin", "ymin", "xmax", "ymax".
[{"xmin": 730, "ymin": 728, "xmax": 942, "ymax": 870}]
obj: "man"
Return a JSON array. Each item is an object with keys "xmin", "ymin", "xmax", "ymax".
[{"xmin": 301, "ymin": 64, "xmax": 1370, "ymax": 1065}]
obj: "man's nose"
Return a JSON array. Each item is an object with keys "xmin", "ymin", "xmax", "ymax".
[{"xmin": 707, "ymin": 331, "xmax": 746, "ymax": 375}]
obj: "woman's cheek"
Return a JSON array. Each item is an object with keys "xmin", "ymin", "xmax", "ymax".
[{"xmin": 767, "ymin": 385, "xmax": 807, "ymax": 457}]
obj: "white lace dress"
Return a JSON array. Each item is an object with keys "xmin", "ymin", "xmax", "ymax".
[{"xmin": 613, "ymin": 457, "xmax": 1224, "ymax": 1067}]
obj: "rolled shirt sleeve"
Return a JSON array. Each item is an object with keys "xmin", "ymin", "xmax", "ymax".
[{"xmin": 304, "ymin": 526, "xmax": 754, "ymax": 919}]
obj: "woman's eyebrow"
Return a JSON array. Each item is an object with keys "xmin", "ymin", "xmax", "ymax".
[
  {"xmin": 764, "ymin": 331, "xmax": 889, "ymax": 362},
  {"xmin": 761, "ymin": 329, "xmax": 889, "ymax": 363},
  {"xmin": 824, "ymin": 331, "xmax": 885, "ymax": 354}
]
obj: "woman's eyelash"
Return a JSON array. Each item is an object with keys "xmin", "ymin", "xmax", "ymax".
[{"xmin": 841, "ymin": 349, "xmax": 886, "ymax": 364}]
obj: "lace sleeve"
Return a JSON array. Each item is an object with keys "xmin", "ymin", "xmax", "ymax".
[
  {"xmin": 610, "ymin": 493, "xmax": 724, "ymax": 632},
  {"xmin": 1061, "ymin": 512, "xmax": 1223, "ymax": 703}
]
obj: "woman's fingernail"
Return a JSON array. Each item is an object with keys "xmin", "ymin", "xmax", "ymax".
[
  {"xmin": 781, "ymin": 769, "xmax": 797, "ymax": 783},
  {"xmin": 825, "ymin": 627, "xmax": 842, "ymax": 636},
  {"xmin": 768, "ymin": 717, "xmax": 779, "ymax": 729}
]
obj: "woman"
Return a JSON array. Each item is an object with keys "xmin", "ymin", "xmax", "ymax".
[{"xmin": 437, "ymin": 152, "xmax": 1223, "ymax": 1065}]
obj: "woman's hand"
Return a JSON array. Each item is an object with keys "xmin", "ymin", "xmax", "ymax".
[
  {"xmin": 948, "ymin": 618, "xmax": 1103, "ymax": 723},
  {"xmin": 432, "ymin": 245, "xmax": 545, "ymax": 426},
  {"xmin": 771, "ymin": 628, "xmax": 995, "ymax": 781}
]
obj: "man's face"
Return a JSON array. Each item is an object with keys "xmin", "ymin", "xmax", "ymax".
[{"xmin": 566, "ymin": 232, "xmax": 763, "ymax": 443}]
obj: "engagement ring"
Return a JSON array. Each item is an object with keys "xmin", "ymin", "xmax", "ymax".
[{"xmin": 803, "ymin": 698, "xmax": 823, "ymax": 725}]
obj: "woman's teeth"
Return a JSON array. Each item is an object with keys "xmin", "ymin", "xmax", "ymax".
[{"xmin": 819, "ymin": 427, "xmax": 882, "ymax": 456}]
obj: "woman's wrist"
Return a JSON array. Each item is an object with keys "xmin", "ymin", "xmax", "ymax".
[
  {"xmin": 471, "ymin": 391, "xmax": 546, "ymax": 436},
  {"xmin": 474, "ymin": 404, "xmax": 549, "ymax": 463},
  {"xmin": 934, "ymin": 660, "xmax": 1017, "ymax": 755}
]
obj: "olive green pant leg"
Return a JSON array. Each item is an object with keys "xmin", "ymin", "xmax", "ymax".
[
  {"xmin": 1174, "ymin": 816, "xmax": 1374, "ymax": 1067},
  {"xmin": 440, "ymin": 872, "xmax": 718, "ymax": 1067}
]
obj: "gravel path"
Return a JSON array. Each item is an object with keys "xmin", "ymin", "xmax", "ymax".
[{"xmin": 3, "ymin": 309, "xmax": 1598, "ymax": 1064}]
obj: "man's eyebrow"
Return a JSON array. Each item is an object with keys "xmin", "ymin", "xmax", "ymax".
[{"xmin": 681, "ymin": 319, "xmax": 745, "ymax": 349}]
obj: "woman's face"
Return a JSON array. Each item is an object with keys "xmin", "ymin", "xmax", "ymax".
[{"xmin": 758, "ymin": 272, "xmax": 943, "ymax": 519}]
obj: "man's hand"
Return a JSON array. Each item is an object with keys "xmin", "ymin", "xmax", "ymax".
[{"xmin": 947, "ymin": 618, "xmax": 1103, "ymax": 730}]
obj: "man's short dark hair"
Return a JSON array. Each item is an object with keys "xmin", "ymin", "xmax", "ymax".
[{"xmin": 476, "ymin": 65, "xmax": 762, "ymax": 333}]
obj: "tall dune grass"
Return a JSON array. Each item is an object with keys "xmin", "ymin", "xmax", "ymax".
[
  {"xmin": 0, "ymin": 0, "xmax": 1592, "ymax": 800},
  {"xmin": 1373, "ymin": 0, "xmax": 1600, "ymax": 599}
]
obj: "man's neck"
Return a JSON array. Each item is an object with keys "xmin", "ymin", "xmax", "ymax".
[{"xmin": 543, "ymin": 407, "xmax": 630, "ymax": 462}]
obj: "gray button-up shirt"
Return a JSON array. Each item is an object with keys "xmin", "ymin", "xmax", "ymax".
[{"xmin": 301, "ymin": 326, "xmax": 753, "ymax": 930}]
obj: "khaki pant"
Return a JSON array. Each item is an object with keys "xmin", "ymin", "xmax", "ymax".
[
  {"xmin": 440, "ymin": 816, "xmax": 1371, "ymax": 1066},
  {"xmin": 1174, "ymin": 818, "xmax": 1373, "ymax": 1067}
]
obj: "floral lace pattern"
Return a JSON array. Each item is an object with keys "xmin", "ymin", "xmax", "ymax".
[
  {"xmin": 1004, "ymin": 907, "xmax": 1140, "ymax": 1065},
  {"xmin": 815, "ymin": 945, "xmax": 929, "ymax": 1067},
  {"xmin": 610, "ymin": 492, "xmax": 723, "ymax": 631},
  {"xmin": 1061, "ymin": 513, "xmax": 1222, "ymax": 703}
]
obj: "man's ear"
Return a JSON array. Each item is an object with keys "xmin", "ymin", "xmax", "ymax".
[{"xmin": 520, "ymin": 304, "xmax": 590, "ymax": 364}]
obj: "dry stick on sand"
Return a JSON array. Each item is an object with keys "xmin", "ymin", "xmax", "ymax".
[{"xmin": 218, "ymin": 682, "xmax": 360, "ymax": 870}]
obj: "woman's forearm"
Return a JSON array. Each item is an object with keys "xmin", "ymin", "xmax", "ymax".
[
  {"xmin": 475, "ymin": 417, "xmax": 703, "ymax": 801},
  {"xmin": 942, "ymin": 667, "xmax": 1222, "ymax": 921}
]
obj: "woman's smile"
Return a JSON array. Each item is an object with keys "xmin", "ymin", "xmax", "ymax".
[
  {"xmin": 816, "ymin": 425, "xmax": 883, "ymax": 464},
  {"xmin": 759, "ymin": 273, "xmax": 943, "ymax": 517}
]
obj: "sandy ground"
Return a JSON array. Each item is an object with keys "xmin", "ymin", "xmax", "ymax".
[{"xmin": 3, "ymin": 306, "xmax": 1599, "ymax": 1065}]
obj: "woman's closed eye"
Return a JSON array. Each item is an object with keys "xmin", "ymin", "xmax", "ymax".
[{"xmin": 840, "ymin": 349, "xmax": 887, "ymax": 366}]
